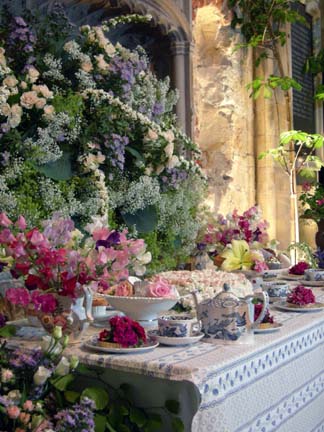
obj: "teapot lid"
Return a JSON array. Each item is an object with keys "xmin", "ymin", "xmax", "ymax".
[{"xmin": 215, "ymin": 283, "xmax": 239, "ymax": 302}]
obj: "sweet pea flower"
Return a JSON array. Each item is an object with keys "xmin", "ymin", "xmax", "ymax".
[
  {"xmin": 33, "ymin": 366, "xmax": 52, "ymax": 386},
  {"xmin": 6, "ymin": 288, "xmax": 30, "ymax": 306},
  {"xmin": 22, "ymin": 400, "xmax": 34, "ymax": 411},
  {"xmin": 15, "ymin": 215, "xmax": 27, "ymax": 230},
  {"xmin": 0, "ymin": 213, "xmax": 12, "ymax": 227},
  {"xmin": 0, "ymin": 228, "xmax": 16, "ymax": 244},
  {"xmin": 19, "ymin": 412, "xmax": 31, "ymax": 424}
]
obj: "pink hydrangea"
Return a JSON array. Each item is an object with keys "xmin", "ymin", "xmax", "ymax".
[{"xmin": 287, "ymin": 285, "xmax": 315, "ymax": 305}]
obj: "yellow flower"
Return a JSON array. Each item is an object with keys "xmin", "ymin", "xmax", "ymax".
[{"xmin": 220, "ymin": 240, "xmax": 253, "ymax": 271}]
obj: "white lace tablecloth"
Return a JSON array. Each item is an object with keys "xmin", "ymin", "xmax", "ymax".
[{"xmin": 9, "ymin": 288, "xmax": 324, "ymax": 432}]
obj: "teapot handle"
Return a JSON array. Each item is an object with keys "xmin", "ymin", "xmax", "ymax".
[
  {"xmin": 251, "ymin": 291, "xmax": 269, "ymax": 328},
  {"xmin": 83, "ymin": 286, "xmax": 94, "ymax": 322}
]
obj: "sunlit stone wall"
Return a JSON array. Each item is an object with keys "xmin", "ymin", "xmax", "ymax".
[{"xmin": 192, "ymin": 2, "xmax": 256, "ymax": 218}]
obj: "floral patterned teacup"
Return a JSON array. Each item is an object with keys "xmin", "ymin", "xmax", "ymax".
[
  {"xmin": 304, "ymin": 269, "xmax": 324, "ymax": 281},
  {"xmin": 158, "ymin": 315, "xmax": 200, "ymax": 338}
]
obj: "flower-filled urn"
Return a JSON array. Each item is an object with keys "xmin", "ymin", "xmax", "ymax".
[{"xmin": 191, "ymin": 283, "xmax": 269, "ymax": 342}]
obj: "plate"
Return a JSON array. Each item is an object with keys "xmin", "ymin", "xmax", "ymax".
[
  {"xmin": 299, "ymin": 279, "xmax": 324, "ymax": 287},
  {"xmin": 148, "ymin": 330, "xmax": 204, "ymax": 346},
  {"xmin": 84, "ymin": 337, "xmax": 159, "ymax": 354},
  {"xmin": 275, "ymin": 301, "xmax": 324, "ymax": 312},
  {"xmin": 280, "ymin": 272, "xmax": 304, "ymax": 281},
  {"xmin": 254, "ymin": 322, "xmax": 282, "ymax": 334}
]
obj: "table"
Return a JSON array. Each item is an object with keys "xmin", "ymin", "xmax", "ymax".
[{"xmin": 9, "ymin": 288, "xmax": 324, "ymax": 432}]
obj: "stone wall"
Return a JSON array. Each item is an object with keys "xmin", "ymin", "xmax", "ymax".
[{"xmin": 192, "ymin": 3, "xmax": 256, "ymax": 217}]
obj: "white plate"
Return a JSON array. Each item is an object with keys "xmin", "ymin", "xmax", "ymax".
[
  {"xmin": 254, "ymin": 322, "xmax": 283, "ymax": 334},
  {"xmin": 280, "ymin": 272, "xmax": 304, "ymax": 281},
  {"xmin": 84, "ymin": 337, "xmax": 159, "ymax": 354},
  {"xmin": 275, "ymin": 301, "xmax": 324, "ymax": 312},
  {"xmin": 148, "ymin": 330, "xmax": 204, "ymax": 346},
  {"xmin": 299, "ymin": 279, "xmax": 324, "ymax": 287}
]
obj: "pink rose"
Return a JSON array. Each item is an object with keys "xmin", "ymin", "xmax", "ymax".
[
  {"xmin": 115, "ymin": 281, "xmax": 133, "ymax": 296},
  {"xmin": 147, "ymin": 277, "xmax": 172, "ymax": 298},
  {"xmin": 23, "ymin": 400, "xmax": 34, "ymax": 411},
  {"xmin": 7, "ymin": 405, "xmax": 20, "ymax": 419}
]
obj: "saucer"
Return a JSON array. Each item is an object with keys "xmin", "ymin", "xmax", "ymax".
[
  {"xmin": 84, "ymin": 336, "xmax": 159, "ymax": 354},
  {"xmin": 254, "ymin": 322, "xmax": 282, "ymax": 334},
  {"xmin": 148, "ymin": 330, "xmax": 204, "ymax": 346}
]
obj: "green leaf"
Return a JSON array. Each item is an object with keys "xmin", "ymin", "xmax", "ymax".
[
  {"xmin": 35, "ymin": 152, "xmax": 72, "ymax": 181},
  {"xmin": 165, "ymin": 400, "xmax": 180, "ymax": 414},
  {"xmin": 81, "ymin": 387, "xmax": 109, "ymax": 410},
  {"xmin": 0, "ymin": 325, "xmax": 16, "ymax": 338},
  {"xmin": 122, "ymin": 205, "xmax": 158, "ymax": 233},
  {"xmin": 64, "ymin": 390, "xmax": 80, "ymax": 403},
  {"xmin": 171, "ymin": 417, "xmax": 185, "ymax": 432},
  {"xmin": 94, "ymin": 414, "xmax": 107, "ymax": 432},
  {"xmin": 263, "ymin": 85, "xmax": 272, "ymax": 99},
  {"xmin": 129, "ymin": 407, "xmax": 147, "ymax": 427},
  {"xmin": 118, "ymin": 426, "xmax": 131, "ymax": 432},
  {"xmin": 143, "ymin": 414, "xmax": 162, "ymax": 432},
  {"xmin": 125, "ymin": 146, "xmax": 145, "ymax": 164},
  {"xmin": 51, "ymin": 373, "xmax": 74, "ymax": 391}
]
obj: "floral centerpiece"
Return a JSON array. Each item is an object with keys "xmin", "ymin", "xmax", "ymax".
[
  {"xmin": 299, "ymin": 182, "xmax": 324, "ymax": 223},
  {"xmin": 197, "ymin": 206, "xmax": 282, "ymax": 273},
  {"xmin": 98, "ymin": 316, "xmax": 147, "ymax": 348},
  {"xmin": 0, "ymin": 212, "xmax": 151, "ymax": 333},
  {"xmin": 0, "ymin": 7, "xmax": 206, "ymax": 272}
]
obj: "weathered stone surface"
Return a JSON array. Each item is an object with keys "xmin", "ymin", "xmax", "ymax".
[{"xmin": 193, "ymin": 4, "xmax": 255, "ymax": 217}]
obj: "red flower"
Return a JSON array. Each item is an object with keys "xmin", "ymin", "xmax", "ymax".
[
  {"xmin": 60, "ymin": 272, "xmax": 77, "ymax": 298},
  {"xmin": 287, "ymin": 285, "xmax": 315, "ymax": 305},
  {"xmin": 10, "ymin": 261, "xmax": 31, "ymax": 278},
  {"xmin": 289, "ymin": 261, "xmax": 310, "ymax": 275},
  {"xmin": 25, "ymin": 274, "xmax": 46, "ymax": 290}
]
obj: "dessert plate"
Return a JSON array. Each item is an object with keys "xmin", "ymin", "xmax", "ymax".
[
  {"xmin": 300, "ymin": 279, "xmax": 324, "ymax": 287},
  {"xmin": 84, "ymin": 337, "xmax": 159, "ymax": 354},
  {"xmin": 279, "ymin": 272, "xmax": 304, "ymax": 281},
  {"xmin": 254, "ymin": 322, "xmax": 282, "ymax": 334},
  {"xmin": 148, "ymin": 330, "xmax": 204, "ymax": 346},
  {"xmin": 275, "ymin": 301, "xmax": 324, "ymax": 312}
]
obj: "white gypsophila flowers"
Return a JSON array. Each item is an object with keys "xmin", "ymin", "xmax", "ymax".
[
  {"xmin": 43, "ymin": 54, "xmax": 66, "ymax": 82},
  {"xmin": 110, "ymin": 176, "xmax": 161, "ymax": 214},
  {"xmin": 75, "ymin": 70, "xmax": 96, "ymax": 89},
  {"xmin": 0, "ymin": 177, "xmax": 17, "ymax": 214}
]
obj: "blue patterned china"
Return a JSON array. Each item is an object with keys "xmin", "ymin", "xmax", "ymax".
[
  {"xmin": 158, "ymin": 315, "xmax": 200, "ymax": 338},
  {"xmin": 191, "ymin": 283, "xmax": 269, "ymax": 342},
  {"xmin": 261, "ymin": 281, "xmax": 289, "ymax": 299},
  {"xmin": 304, "ymin": 269, "xmax": 324, "ymax": 281}
]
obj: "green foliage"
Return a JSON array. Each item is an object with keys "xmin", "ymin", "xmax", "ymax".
[
  {"xmin": 81, "ymin": 387, "xmax": 109, "ymax": 410},
  {"xmin": 0, "ymin": 325, "xmax": 16, "ymax": 338},
  {"xmin": 165, "ymin": 399, "xmax": 180, "ymax": 414},
  {"xmin": 247, "ymin": 76, "xmax": 302, "ymax": 99},
  {"xmin": 299, "ymin": 183, "xmax": 324, "ymax": 222},
  {"xmin": 35, "ymin": 151, "xmax": 73, "ymax": 181},
  {"xmin": 51, "ymin": 373, "xmax": 75, "ymax": 391},
  {"xmin": 287, "ymin": 242, "xmax": 318, "ymax": 268},
  {"xmin": 122, "ymin": 205, "xmax": 158, "ymax": 233}
]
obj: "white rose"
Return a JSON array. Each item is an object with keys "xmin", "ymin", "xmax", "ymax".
[
  {"xmin": 35, "ymin": 97, "xmax": 46, "ymax": 109},
  {"xmin": 41, "ymin": 335, "xmax": 62, "ymax": 355},
  {"xmin": 55, "ymin": 357, "xmax": 70, "ymax": 376},
  {"xmin": 27, "ymin": 66, "xmax": 40, "ymax": 83},
  {"xmin": 146, "ymin": 129, "xmax": 158, "ymax": 141},
  {"xmin": 81, "ymin": 61, "xmax": 93, "ymax": 73},
  {"xmin": 32, "ymin": 84, "xmax": 53, "ymax": 99},
  {"xmin": 43, "ymin": 105, "xmax": 55, "ymax": 119},
  {"xmin": 33, "ymin": 366, "xmax": 52, "ymax": 386},
  {"xmin": 20, "ymin": 91, "xmax": 38, "ymax": 109},
  {"xmin": 0, "ymin": 103, "xmax": 11, "ymax": 116},
  {"xmin": 162, "ymin": 130, "xmax": 175, "ymax": 143},
  {"xmin": 3, "ymin": 75, "xmax": 18, "ymax": 88},
  {"xmin": 164, "ymin": 142, "xmax": 174, "ymax": 159},
  {"xmin": 166, "ymin": 155, "xmax": 180, "ymax": 169},
  {"xmin": 9, "ymin": 115, "xmax": 21, "ymax": 128},
  {"xmin": 156, "ymin": 164, "xmax": 165, "ymax": 175},
  {"xmin": 20, "ymin": 81, "xmax": 28, "ymax": 90},
  {"xmin": 7, "ymin": 390, "xmax": 21, "ymax": 401}
]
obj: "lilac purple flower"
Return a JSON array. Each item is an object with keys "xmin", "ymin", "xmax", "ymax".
[
  {"xmin": 315, "ymin": 248, "xmax": 324, "ymax": 269},
  {"xmin": 160, "ymin": 168, "xmax": 188, "ymax": 190},
  {"xmin": 55, "ymin": 397, "xmax": 95, "ymax": 432},
  {"xmin": 42, "ymin": 212, "xmax": 75, "ymax": 247},
  {"xmin": 9, "ymin": 348, "xmax": 42, "ymax": 368},
  {"xmin": 104, "ymin": 134, "xmax": 129, "ymax": 171},
  {"xmin": 6, "ymin": 16, "xmax": 37, "ymax": 68},
  {"xmin": 0, "ymin": 313, "xmax": 7, "ymax": 328},
  {"xmin": 96, "ymin": 231, "xmax": 121, "ymax": 249}
]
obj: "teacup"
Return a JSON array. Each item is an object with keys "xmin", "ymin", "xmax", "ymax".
[
  {"xmin": 304, "ymin": 269, "xmax": 324, "ymax": 281},
  {"xmin": 158, "ymin": 315, "xmax": 200, "ymax": 338},
  {"xmin": 261, "ymin": 281, "xmax": 289, "ymax": 299}
]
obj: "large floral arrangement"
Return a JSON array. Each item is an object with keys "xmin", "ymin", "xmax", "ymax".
[
  {"xmin": 0, "ymin": 212, "xmax": 150, "ymax": 327},
  {"xmin": 0, "ymin": 6, "xmax": 205, "ymax": 271},
  {"xmin": 299, "ymin": 182, "xmax": 324, "ymax": 223}
]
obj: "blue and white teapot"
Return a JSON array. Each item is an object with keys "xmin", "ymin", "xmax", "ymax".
[{"xmin": 192, "ymin": 283, "xmax": 269, "ymax": 342}]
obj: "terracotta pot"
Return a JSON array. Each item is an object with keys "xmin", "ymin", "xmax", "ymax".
[{"xmin": 316, "ymin": 219, "xmax": 324, "ymax": 250}]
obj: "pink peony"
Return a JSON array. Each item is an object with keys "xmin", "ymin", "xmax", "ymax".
[
  {"xmin": 147, "ymin": 277, "xmax": 172, "ymax": 298},
  {"xmin": 289, "ymin": 261, "xmax": 310, "ymax": 275},
  {"xmin": 7, "ymin": 405, "xmax": 20, "ymax": 419},
  {"xmin": 287, "ymin": 285, "xmax": 315, "ymax": 305},
  {"xmin": 5, "ymin": 287, "xmax": 30, "ymax": 306},
  {"xmin": 16, "ymin": 215, "xmax": 27, "ymax": 230}
]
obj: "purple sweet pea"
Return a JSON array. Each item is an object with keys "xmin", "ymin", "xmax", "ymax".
[{"xmin": 96, "ymin": 231, "xmax": 121, "ymax": 249}]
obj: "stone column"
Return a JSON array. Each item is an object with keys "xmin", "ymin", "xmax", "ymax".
[{"xmin": 170, "ymin": 40, "xmax": 191, "ymax": 135}]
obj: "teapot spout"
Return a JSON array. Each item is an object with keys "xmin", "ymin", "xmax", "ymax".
[{"xmin": 191, "ymin": 291, "xmax": 199, "ymax": 317}]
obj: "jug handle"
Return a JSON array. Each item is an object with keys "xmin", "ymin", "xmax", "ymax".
[
  {"xmin": 84, "ymin": 286, "xmax": 94, "ymax": 322},
  {"xmin": 190, "ymin": 291, "xmax": 200, "ymax": 319},
  {"xmin": 250, "ymin": 291, "xmax": 269, "ymax": 327}
]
